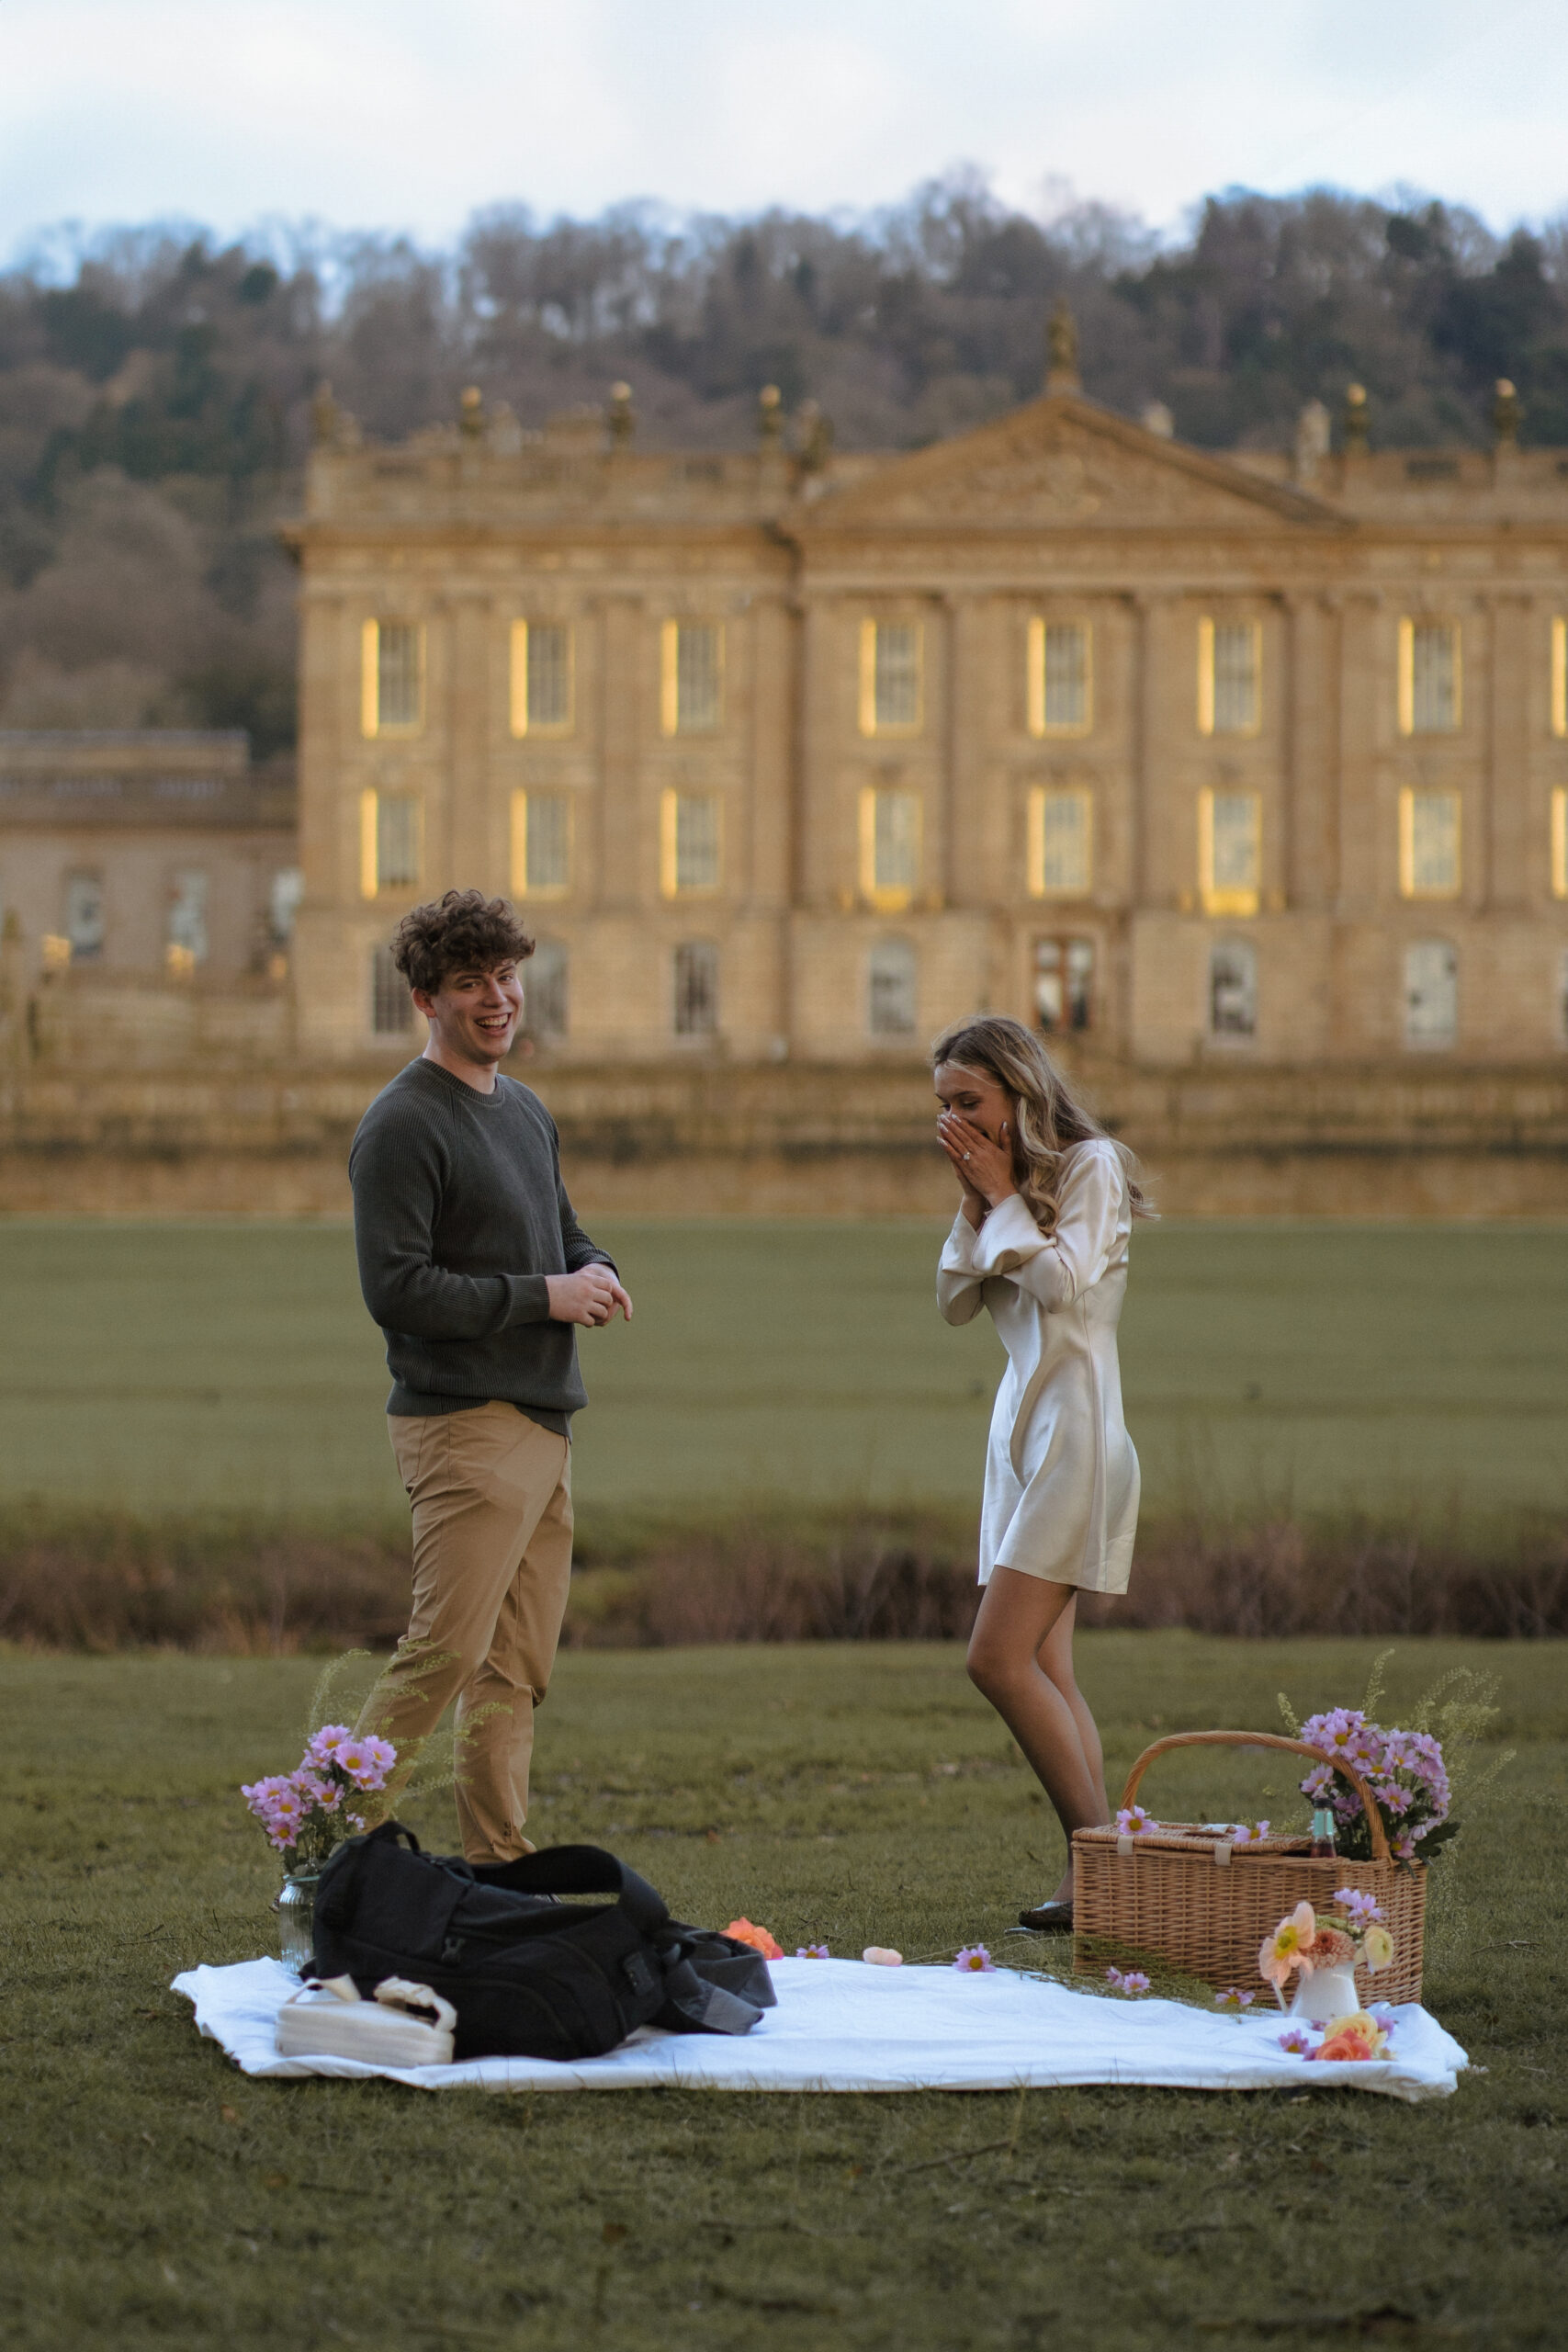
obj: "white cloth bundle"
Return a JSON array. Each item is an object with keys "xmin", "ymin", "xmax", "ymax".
[{"xmin": 275, "ymin": 1975, "xmax": 457, "ymax": 2067}]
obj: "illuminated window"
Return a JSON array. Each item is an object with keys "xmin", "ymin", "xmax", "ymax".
[
  {"xmin": 1027, "ymin": 619, "xmax": 1091, "ymax": 736},
  {"xmin": 1399, "ymin": 788, "xmax": 1461, "ymax": 899},
  {"xmin": 166, "ymin": 870, "xmax": 209, "ymax": 967},
  {"xmin": 360, "ymin": 620, "xmax": 423, "ymax": 737},
  {"xmin": 359, "ymin": 790, "xmax": 423, "ymax": 899},
  {"xmin": 660, "ymin": 621, "xmax": 723, "ymax": 734},
  {"xmin": 511, "ymin": 791, "xmax": 570, "ymax": 899},
  {"xmin": 1404, "ymin": 939, "xmax": 1457, "ymax": 1048},
  {"xmin": 1199, "ymin": 789, "xmax": 1261, "ymax": 916},
  {"xmin": 63, "ymin": 872, "xmax": 105, "ymax": 962},
  {"xmin": 510, "ymin": 621, "xmax": 573, "ymax": 736},
  {"xmin": 1552, "ymin": 788, "xmax": 1567, "ymax": 899},
  {"xmin": 526, "ymin": 940, "xmax": 569, "ymax": 1040},
  {"xmin": 1034, "ymin": 937, "xmax": 1094, "ymax": 1035},
  {"xmin": 660, "ymin": 791, "xmax": 722, "ymax": 897},
  {"xmin": 859, "ymin": 787, "xmax": 921, "ymax": 910},
  {"xmin": 268, "ymin": 868, "xmax": 303, "ymax": 944},
  {"xmin": 1398, "ymin": 619, "xmax": 1461, "ymax": 735},
  {"xmin": 672, "ymin": 941, "xmax": 718, "ymax": 1035},
  {"xmin": 1209, "ymin": 941, "xmax": 1257, "ymax": 1039},
  {"xmin": 370, "ymin": 944, "xmax": 415, "ymax": 1035},
  {"xmin": 859, "ymin": 621, "xmax": 922, "ymax": 735},
  {"xmin": 1552, "ymin": 616, "xmax": 1566, "ymax": 739},
  {"xmin": 1027, "ymin": 786, "xmax": 1092, "ymax": 898},
  {"xmin": 1198, "ymin": 619, "xmax": 1261, "ymax": 736},
  {"xmin": 867, "ymin": 936, "xmax": 918, "ymax": 1035}
]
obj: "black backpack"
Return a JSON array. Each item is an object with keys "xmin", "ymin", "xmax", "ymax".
[{"xmin": 310, "ymin": 1822, "xmax": 775, "ymax": 2063}]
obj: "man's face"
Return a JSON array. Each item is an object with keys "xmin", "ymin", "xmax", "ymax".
[{"xmin": 412, "ymin": 960, "xmax": 525, "ymax": 1066}]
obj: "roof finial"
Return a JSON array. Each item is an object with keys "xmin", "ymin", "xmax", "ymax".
[
  {"xmin": 1343, "ymin": 382, "xmax": 1370, "ymax": 458},
  {"xmin": 1493, "ymin": 378, "xmax": 1520, "ymax": 451},
  {"xmin": 606, "ymin": 381, "xmax": 635, "ymax": 447},
  {"xmin": 757, "ymin": 384, "xmax": 784, "ymax": 444},
  {"xmin": 1045, "ymin": 299, "xmax": 1080, "ymax": 396}
]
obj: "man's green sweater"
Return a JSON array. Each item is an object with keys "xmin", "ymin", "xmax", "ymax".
[{"xmin": 348, "ymin": 1057, "xmax": 616, "ymax": 1437}]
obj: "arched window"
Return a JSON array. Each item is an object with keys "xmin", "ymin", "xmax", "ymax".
[
  {"xmin": 526, "ymin": 940, "xmax": 568, "ymax": 1040},
  {"xmin": 867, "ymin": 936, "xmax": 918, "ymax": 1035},
  {"xmin": 1208, "ymin": 940, "xmax": 1257, "ymax": 1040},
  {"xmin": 1404, "ymin": 939, "xmax": 1457, "ymax": 1049}
]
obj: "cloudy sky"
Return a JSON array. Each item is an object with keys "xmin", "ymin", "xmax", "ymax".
[{"xmin": 3, "ymin": 0, "xmax": 1566, "ymax": 262}]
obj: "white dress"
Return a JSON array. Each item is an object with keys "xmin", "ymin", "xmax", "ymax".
[{"xmin": 937, "ymin": 1138, "xmax": 1140, "ymax": 1595}]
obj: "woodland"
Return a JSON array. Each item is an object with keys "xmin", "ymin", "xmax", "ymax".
[{"xmin": 1, "ymin": 173, "xmax": 1565, "ymax": 756}]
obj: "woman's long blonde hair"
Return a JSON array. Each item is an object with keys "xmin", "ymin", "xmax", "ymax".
[{"xmin": 931, "ymin": 1014, "xmax": 1154, "ymax": 1234}]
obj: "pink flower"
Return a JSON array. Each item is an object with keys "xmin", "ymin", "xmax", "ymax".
[
  {"xmin": 1106, "ymin": 1968, "xmax": 1150, "ymax": 1995},
  {"xmin": 1214, "ymin": 1986, "xmax": 1255, "ymax": 2011},
  {"xmin": 1310, "ymin": 1927, "xmax": 1357, "ymax": 1970},
  {"xmin": 1333, "ymin": 1888, "xmax": 1384, "ymax": 1925},
  {"xmin": 1258, "ymin": 1902, "xmax": 1316, "ymax": 1989},
  {"xmin": 795, "ymin": 1944, "xmax": 829, "ymax": 1960},
  {"xmin": 1232, "ymin": 1820, "xmax": 1271, "ymax": 1845},
  {"xmin": 307, "ymin": 1724, "xmax": 355, "ymax": 1768},
  {"xmin": 1113, "ymin": 1804, "xmax": 1152, "ymax": 1837},
  {"xmin": 953, "ymin": 1945, "xmax": 996, "ymax": 1972},
  {"xmin": 1277, "ymin": 2028, "xmax": 1315, "ymax": 2055}
]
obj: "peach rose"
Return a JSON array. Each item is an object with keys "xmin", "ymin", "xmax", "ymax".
[{"xmin": 723, "ymin": 1917, "xmax": 784, "ymax": 1961}]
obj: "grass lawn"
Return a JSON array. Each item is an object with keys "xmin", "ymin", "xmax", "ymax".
[
  {"xmin": 2, "ymin": 1635, "xmax": 1562, "ymax": 2351},
  {"xmin": 1, "ymin": 1218, "xmax": 1566, "ymax": 1530}
]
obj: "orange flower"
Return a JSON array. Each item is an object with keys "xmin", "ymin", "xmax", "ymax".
[
  {"xmin": 1258, "ymin": 1901, "xmax": 1317, "ymax": 1989},
  {"xmin": 723, "ymin": 1917, "xmax": 784, "ymax": 1961},
  {"xmin": 1310, "ymin": 2009, "xmax": 1389, "ymax": 2064}
]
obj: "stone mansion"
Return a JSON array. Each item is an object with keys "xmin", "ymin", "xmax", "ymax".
[{"xmin": 282, "ymin": 338, "xmax": 1568, "ymax": 1075}]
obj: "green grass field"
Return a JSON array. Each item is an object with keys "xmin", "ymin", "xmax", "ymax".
[
  {"xmin": 2, "ymin": 1218, "xmax": 1566, "ymax": 1528},
  {"xmin": 1, "ymin": 1635, "xmax": 1562, "ymax": 2351}
]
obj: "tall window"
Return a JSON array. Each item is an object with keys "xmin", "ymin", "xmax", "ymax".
[
  {"xmin": 370, "ymin": 944, "xmax": 415, "ymax": 1035},
  {"xmin": 1552, "ymin": 616, "xmax": 1566, "ymax": 740},
  {"xmin": 1027, "ymin": 786, "xmax": 1092, "ymax": 898},
  {"xmin": 1198, "ymin": 618, "xmax": 1261, "ymax": 736},
  {"xmin": 672, "ymin": 941, "xmax": 718, "ymax": 1036},
  {"xmin": 1027, "ymin": 619, "xmax": 1091, "ymax": 736},
  {"xmin": 1199, "ymin": 789, "xmax": 1261, "ymax": 917},
  {"xmin": 511, "ymin": 791, "xmax": 570, "ymax": 899},
  {"xmin": 166, "ymin": 870, "xmax": 209, "ymax": 973},
  {"xmin": 1209, "ymin": 941, "xmax": 1258, "ymax": 1040},
  {"xmin": 1551, "ymin": 788, "xmax": 1567, "ymax": 899},
  {"xmin": 526, "ymin": 940, "xmax": 569, "ymax": 1040},
  {"xmin": 1034, "ymin": 937, "xmax": 1094, "ymax": 1035},
  {"xmin": 268, "ymin": 868, "xmax": 303, "ymax": 944},
  {"xmin": 1399, "ymin": 787, "xmax": 1461, "ymax": 899},
  {"xmin": 859, "ymin": 620, "xmax": 922, "ymax": 736},
  {"xmin": 867, "ymin": 936, "xmax": 918, "ymax": 1035},
  {"xmin": 660, "ymin": 791, "xmax": 722, "ymax": 897},
  {"xmin": 360, "ymin": 619, "xmax": 423, "ymax": 737},
  {"xmin": 660, "ymin": 621, "xmax": 723, "ymax": 734},
  {"xmin": 359, "ymin": 790, "xmax": 423, "ymax": 900},
  {"xmin": 1398, "ymin": 619, "xmax": 1461, "ymax": 735},
  {"xmin": 63, "ymin": 872, "xmax": 105, "ymax": 962},
  {"xmin": 510, "ymin": 621, "xmax": 573, "ymax": 736},
  {"xmin": 1404, "ymin": 940, "xmax": 1457, "ymax": 1049},
  {"xmin": 859, "ymin": 787, "xmax": 920, "ymax": 910}
]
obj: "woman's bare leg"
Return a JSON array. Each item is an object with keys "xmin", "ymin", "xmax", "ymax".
[{"xmin": 966, "ymin": 1567, "xmax": 1109, "ymax": 1903}]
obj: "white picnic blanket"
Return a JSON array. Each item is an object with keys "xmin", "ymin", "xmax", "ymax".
[{"xmin": 173, "ymin": 1956, "xmax": 1469, "ymax": 2102}]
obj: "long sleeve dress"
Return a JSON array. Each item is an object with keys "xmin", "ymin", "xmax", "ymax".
[{"xmin": 937, "ymin": 1137, "xmax": 1139, "ymax": 1595}]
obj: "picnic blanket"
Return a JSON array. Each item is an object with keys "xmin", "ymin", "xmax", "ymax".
[{"xmin": 174, "ymin": 1956, "xmax": 1469, "ymax": 2102}]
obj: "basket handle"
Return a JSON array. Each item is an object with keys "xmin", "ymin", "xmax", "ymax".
[{"xmin": 1116, "ymin": 1730, "xmax": 1391, "ymax": 1866}]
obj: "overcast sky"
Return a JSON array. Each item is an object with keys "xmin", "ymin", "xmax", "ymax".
[{"xmin": 4, "ymin": 0, "xmax": 1567, "ymax": 266}]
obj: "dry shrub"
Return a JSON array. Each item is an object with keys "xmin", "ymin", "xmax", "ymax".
[{"xmin": 1, "ymin": 1509, "xmax": 1565, "ymax": 1652}]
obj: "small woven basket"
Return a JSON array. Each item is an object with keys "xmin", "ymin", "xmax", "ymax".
[{"xmin": 1072, "ymin": 1731, "xmax": 1427, "ymax": 2008}]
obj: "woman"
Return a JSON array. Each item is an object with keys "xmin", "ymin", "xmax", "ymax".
[{"xmin": 934, "ymin": 1015, "xmax": 1151, "ymax": 1931}]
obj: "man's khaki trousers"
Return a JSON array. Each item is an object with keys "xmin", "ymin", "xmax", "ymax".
[{"xmin": 358, "ymin": 1402, "xmax": 573, "ymax": 1864}]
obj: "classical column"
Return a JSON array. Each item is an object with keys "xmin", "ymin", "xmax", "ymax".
[
  {"xmin": 1334, "ymin": 591, "xmax": 1382, "ymax": 917},
  {"xmin": 1485, "ymin": 592, "xmax": 1530, "ymax": 910},
  {"xmin": 596, "ymin": 593, "xmax": 644, "ymax": 908},
  {"xmin": 942, "ymin": 591, "xmax": 993, "ymax": 910},
  {"xmin": 1282, "ymin": 593, "xmax": 1334, "ymax": 909},
  {"xmin": 443, "ymin": 585, "xmax": 494, "ymax": 891}
]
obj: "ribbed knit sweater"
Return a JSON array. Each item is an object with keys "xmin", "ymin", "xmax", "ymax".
[{"xmin": 348, "ymin": 1057, "xmax": 616, "ymax": 1435}]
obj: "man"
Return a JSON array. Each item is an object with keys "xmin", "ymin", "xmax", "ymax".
[{"xmin": 349, "ymin": 888, "xmax": 631, "ymax": 1867}]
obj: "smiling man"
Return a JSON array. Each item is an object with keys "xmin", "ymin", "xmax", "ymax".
[{"xmin": 347, "ymin": 889, "xmax": 631, "ymax": 1867}]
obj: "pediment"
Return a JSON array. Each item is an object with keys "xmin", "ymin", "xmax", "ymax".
[{"xmin": 806, "ymin": 394, "xmax": 1340, "ymax": 534}]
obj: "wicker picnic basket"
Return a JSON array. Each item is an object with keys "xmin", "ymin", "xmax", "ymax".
[{"xmin": 1072, "ymin": 1731, "xmax": 1427, "ymax": 2007}]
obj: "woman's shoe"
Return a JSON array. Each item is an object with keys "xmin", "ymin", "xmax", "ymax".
[{"xmin": 1018, "ymin": 1899, "xmax": 1074, "ymax": 1932}]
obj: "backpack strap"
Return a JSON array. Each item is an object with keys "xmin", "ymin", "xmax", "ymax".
[
  {"xmin": 446, "ymin": 1843, "xmax": 670, "ymax": 1939},
  {"xmin": 655, "ymin": 1957, "xmax": 768, "ymax": 2038}
]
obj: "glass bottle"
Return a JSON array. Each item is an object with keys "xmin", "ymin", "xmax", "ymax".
[{"xmin": 1309, "ymin": 1805, "xmax": 1337, "ymax": 1860}]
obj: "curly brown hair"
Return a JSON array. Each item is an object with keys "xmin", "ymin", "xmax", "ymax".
[{"xmin": 389, "ymin": 891, "xmax": 535, "ymax": 997}]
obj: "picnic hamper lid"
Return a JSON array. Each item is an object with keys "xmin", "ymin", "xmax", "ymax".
[{"xmin": 1075, "ymin": 1729, "xmax": 1393, "ymax": 1865}]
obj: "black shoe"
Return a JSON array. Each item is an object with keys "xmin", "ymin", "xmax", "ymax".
[{"xmin": 1018, "ymin": 1899, "xmax": 1074, "ymax": 1933}]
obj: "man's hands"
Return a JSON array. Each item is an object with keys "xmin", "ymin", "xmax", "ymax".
[{"xmin": 545, "ymin": 1267, "xmax": 634, "ymax": 1328}]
